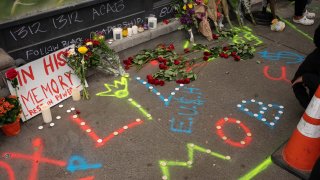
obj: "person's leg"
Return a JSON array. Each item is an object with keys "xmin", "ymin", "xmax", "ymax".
[
  {"xmin": 295, "ymin": 0, "xmax": 307, "ymax": 17},
  {"xmin": 303, "ymin": 73, "xmax": 320, "ymax": 97},
  {"xmin": 294, "ymin": 0, "xmax": 314, "ymax": 25},
  {"xmin": 293, "ymin": 83, "xmax": 310, "ymax": 109}
]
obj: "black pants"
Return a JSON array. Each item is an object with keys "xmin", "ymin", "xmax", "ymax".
[
  {"xmin": 295, "ymin": 0, "xmax": 307, "ymax": 16},
  {"xmin": 292, "ymin": 74, "xmax": 320, "ymax": 109}
]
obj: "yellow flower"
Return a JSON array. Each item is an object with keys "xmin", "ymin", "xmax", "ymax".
[
  {"xmin": 187, "ymin": 3, "xmax": 193, "ymax": 9},
  {"xmin": 183, "ymin": 4, "xmax": 187, "ymax": 10},
  {"xmin": 98, "ymin": 35, "xmax": 105, "ymax": 40},
  {"xmin": 78, "ymin": 46, "xmax": 88, "ymax": 54}
]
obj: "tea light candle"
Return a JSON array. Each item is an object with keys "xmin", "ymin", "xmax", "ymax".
[
  {"xmin": 132, "ymin": 25, "xmax": 138, "ymax": 34},
  {"xmin": 148, "ymin": 17, "xmax": 157, "ymax": 29},
  {"xmin": 122, "ymin": 27, "xmax": 128, "ymax": 37},
  {"xmin": 138, "ymin": 25, "xmax": 144, "ymax": 33},
  {"xmin": 41, "ymin": 105, "xmax": 52, "ymax": 123},
  {"xmin": 72, "ymin": 86, "xmax": 81, "ymax": 101},
  {"xmin": 113, "ymin": 28, "xmax": 123, "ymax": 40},
  {"xmin": 128, "ymin": 27, "xmax": 133, "ymax": 37}
]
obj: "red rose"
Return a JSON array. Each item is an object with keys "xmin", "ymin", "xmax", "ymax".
[
  {"xmin": 203, "ymin": 56, "xmax": 209, "ymax": 61},
  {"xmin": 92, "ymin": 40, "xmax": 100, "ymax": 46},
  {"xmin": 231, "ymin": 52, "xmax": 237, "ymax": 57},
  {"xmin": 162, "ymin": 60, "xmax": 167, "ymax": 65},
  {"xmin": 159, "ymin": 64, "xmax": 165, "ymax": 69},
  {"xmin": 163, "ymin": 19, "xmax": 169, "ymax": 24},
  {"xmin": 224, "ymin": 54, "xmax": 229, "ymax": 58},
  {"xmin": 5, "ymin": 68, "xmax": 18, "ymax": 80},
  {"xmin": 159, "ymin": 64, "xmax": 168, "ymax": 70},
  {"xmin": 176, "ymin": 79, "xmax": 182, "ymax": 84},
  {"xmin": 184, "ymin": 48, "xmax": 190, "ymax": 53},
  {"xmin": 158, "ymin": 57, "xmax": 164, "ymax": 62},
  {"xmin": 212, "ymin": 34, "xmax": 219, "ymax": 40},
  {"xmin": 234, "ymin": 56, "xmax": 241, "ymax": 61},
  {"xmin": 146, "ymin": 74, "xmax": 153, "ymax": 80},
  {"xmin": 159, "ymin": 44, "xmax": 166, "ymax": 49},
  {"xmin": 154, "ymin": 79, "xmax": 160, "ymax": 85},
  {"xmin": 123, "ymin": 60, "xmax": 130, "ymax": 65},
  {"xmin": 87, "ymin": 51, "xmax": 93, "ymax": 57},
  {"xmin": 148, "ymin": 78, "xmax": 155, "ymax": 84},
  {"xmin": 219, "ymin": 53, "xmax": 225, "ymax": 58},
  {"xmin": 174, "ymin": 60, "xmax": 180, "ymax": 65},
  {"xmin": 204, "ymin": 52, "xmax": 212, "ymax": 56},
  {"xmin": 184, "ymin": 78, "xmax": 190, "ymax": 84},
  {"xmin": 168, "ymin": 44, "xmax": 175, "ymax": 51},
  {"xmin": 128, "ymin": 57, "xmax": 134, "ymax": 61},
  {"xmin": 223, "ymin": 47, "xmax": 229, "ymax": 51},
  {"xmin": 159, "ymin": 80, "xmax": 165, "ymax": 86}
]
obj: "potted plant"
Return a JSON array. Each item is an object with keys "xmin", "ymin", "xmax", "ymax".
[{"xmin": 0, "ymin": 95, "xmax": 21, "ymax": 136}]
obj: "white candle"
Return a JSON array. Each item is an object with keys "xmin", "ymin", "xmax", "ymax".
[
  {"xmin": 72, "ymin": 86, "xmax": 81, "ymax": 101},
  {"xmin": 41, "ymin": 105, "xmax": 52, "ymax": 123},
  {"xmin": 128, "ymin": 28, "xmax": 133, "ymax": 37},
  {"xmin": 148, "ymin": 17, "xmax": 157, "ymax": 29},
  {"xmin": 132, "ymin": 25, "xmax": 138, "ymax": 34},
  {"xmin": 113, "ymin": 28, "xmax": 123, "ymax": 40}
]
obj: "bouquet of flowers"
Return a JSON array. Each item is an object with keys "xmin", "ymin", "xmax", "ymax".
[
  {"xmin": 174, "ymin": 0, "xmax": 199, "ymax": 31},
  {"xmin": 0, "ymin": 95, "xmax": 21, "ymax": 126},
  {"xmin": 63, "ymin": 32, "xmax": 125, "ymax": 99}
]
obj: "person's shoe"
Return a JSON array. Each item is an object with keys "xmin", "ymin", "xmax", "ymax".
[
  {"xmin": 304, "ymin": 10, "xmax": 316, "ymax": 19},
  {"xmin": 293, "ymin": 16, "xmax": 314, "ymax": 25}
]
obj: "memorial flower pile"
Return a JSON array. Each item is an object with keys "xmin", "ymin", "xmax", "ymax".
[
  {"xmin": 123, "ymin": 44, "xmax": 198, "ymax": 86},
  {"xmin": 124, "ymin": 42, "xmax": 255, "ymax": 86},
  {"xmin": 64, "ymin": 32, "xmax": 125, "ymax": 99}
]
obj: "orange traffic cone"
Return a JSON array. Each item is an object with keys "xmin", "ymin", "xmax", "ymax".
[{"xmin": 283, "ymin": 86, "xmax": 320, "ymax": 171}]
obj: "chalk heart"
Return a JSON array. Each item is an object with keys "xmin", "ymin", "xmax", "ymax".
[{"xmin": 237, "ymin": 99, "xmax": 284, "ymax": 128}]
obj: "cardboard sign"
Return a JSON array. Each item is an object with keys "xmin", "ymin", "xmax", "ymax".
[{"xmin": 7, "ymin": 46, "xmax": 83, "ymax": 121}]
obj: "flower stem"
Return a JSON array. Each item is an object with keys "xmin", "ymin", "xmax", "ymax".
[{"xmin": 14, "ymin": 87, "xmax": 27, "ymax": 121}]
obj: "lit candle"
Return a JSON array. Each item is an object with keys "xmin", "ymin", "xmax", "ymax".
[
  {"xmin": 138, "ymin": 25, "xmax": 144, "ymax": 33},
  {"xmin": 113, "ymin": 28, "xmax": 123, "ymax": 40},
  {"xmin": 41, "ymin": 105, "xmax": 52, "ymax": 123},
  {"xmin": 72, "ymin": 86, "xmax": 81, "ymax": 101},
  {"xmin": 128, "ymin": 28, "xmax": 133, "ymax": 37},
  {"xmin": 148, "ymin": 17, "xmax": 157, "ymax": 29},
  {"xmin": 132, "ymin": 25, "xmax": 138, "ymax": 34}
]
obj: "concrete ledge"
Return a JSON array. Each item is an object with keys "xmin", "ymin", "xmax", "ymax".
[
  {"xmin": 0, "ymin": 48, "xmax": 15, "ymax": 70},
  {"xmin": 109, "ymin": 20, "xmax": 180, "ymax": 52}
]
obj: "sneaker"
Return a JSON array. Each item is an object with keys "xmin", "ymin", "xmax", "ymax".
[
  {"xmin": 304, "ymin": 10, "xmax": 316, "ymax": 19},
  {"xmin": 293, "ymin": 16, "xmax": 314, "ymax": 25}
]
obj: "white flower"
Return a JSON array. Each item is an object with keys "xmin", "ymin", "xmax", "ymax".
[
  {"xmin": 86, "ymin": 42, "xmax": 93, "ymax": 46},
  {"xmin": 67, "ymin": 48, "xmax": 76, "ymax": 57}
]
